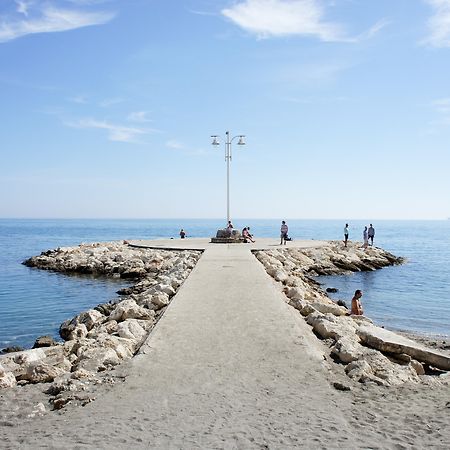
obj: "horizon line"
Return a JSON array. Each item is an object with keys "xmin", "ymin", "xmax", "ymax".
[{"xmin": 0, "ymin": 217, "xmax": 448, "ymax": 221}]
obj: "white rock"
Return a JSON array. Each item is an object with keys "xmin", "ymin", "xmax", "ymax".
[
  {"xmin": 273, "ymin": 269, "xmax": 289, "ymax": 282},
  {"xmin": 310, "ymin": 302, "xmax": 348, "ymax": 316},
  {"xmin": 331, "ymin": 336, "xmax": 363, "ymax": 363},
  {"xmin": 307, "ymin": 312, "xmax": 357, "ymax": 340},
  {"xmin": 68, "ymin": 323, "xmax": 88, "ymax": 340},
  {"xmin": 76, "ymin": 309, "xmax": 104, "ymax": 330},
  {"xmin": 27, "ymin": 403, "xmax": 46, "ymax": 418},
  {"xmin": 109, "ymin": 299, "xmax": 154, "ymax": 322},
  {"xmin": 151, "ymin": 292, "xmax": 170, "ymax": 309},
  {"xmin": 74, "ymin": 348, "xmax": 121, "ymax": 372},
  {"xmin": 0, "ymin": 364, "xmax": 17, "ymax": 389},
  {"xmin": 117, "ymin": 319, "xmax": 147, "ymax": 341},
  {"xmin": 22, "ymin": 362, "xmax": 65, "ymax": 383}
]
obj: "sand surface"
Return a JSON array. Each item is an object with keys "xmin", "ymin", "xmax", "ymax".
[{"xmin": 1, "ymin": 245, "xmax": 450, "ymax": 449}]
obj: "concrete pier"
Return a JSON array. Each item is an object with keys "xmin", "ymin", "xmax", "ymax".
[{"xmin": 5, "ymin": 240, "xmax": 360, "ymax": 449}]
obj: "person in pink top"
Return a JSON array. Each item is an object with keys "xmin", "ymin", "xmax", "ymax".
[{"xmin": 242, "ymin": 227, "xmax": 255, "ymax": 243}]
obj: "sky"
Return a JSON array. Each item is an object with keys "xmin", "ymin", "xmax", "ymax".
[{"xmin": 1, "ymin": 0, "xmax": 449, "ymax": 220}]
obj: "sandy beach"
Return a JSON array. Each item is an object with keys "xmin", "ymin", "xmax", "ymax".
[{"xmin": 1, "ymin": 240, "xmax": 450, "ymax": 449}]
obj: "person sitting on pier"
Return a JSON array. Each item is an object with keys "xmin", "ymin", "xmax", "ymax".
[{"xmin": 242, "ymin": 227, "xmax": 255, "ymax": 243}]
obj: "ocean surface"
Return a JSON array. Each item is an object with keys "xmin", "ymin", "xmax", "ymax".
[{"xmin": 0, "ymin": 219, "xmax": 449, "ymax": 350}]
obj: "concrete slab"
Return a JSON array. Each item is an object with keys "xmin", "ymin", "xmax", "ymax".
[
  {"xmin": 129, "ymin": 237, "xmax": 330, "ymax": 251},
  {"xmin": 358, "ymin": 325, "xmax": 450, "ymax": 371}
]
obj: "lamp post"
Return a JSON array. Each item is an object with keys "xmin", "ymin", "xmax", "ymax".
[{"xmin": 211, "ymin": 131, "xmax": 246, "ymax": 224}]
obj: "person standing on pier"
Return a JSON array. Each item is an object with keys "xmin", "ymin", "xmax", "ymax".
[
  {"xmin": 363, "ymin": 226, "xmax": 369, "ymax": 249},
  {"xmin": 368, "ymin": 224, "xmax": 375, "ymax": 246},
  {"xmin": 280, "ymin": 221, "xmax": 288, "ymax": 245},
  {"xmin": 344, "ymin": 223, "xmax": 349, "ymax": 247}
]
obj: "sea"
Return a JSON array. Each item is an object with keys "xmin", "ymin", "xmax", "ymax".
[{"xmin": 0, "ymin": 219, "xmax": 449, "ymax": 350}]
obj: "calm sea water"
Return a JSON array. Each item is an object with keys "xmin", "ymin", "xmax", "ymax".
[{"xmin": 0, "ymin": 219, "xmax": 449, "ymax": 349}]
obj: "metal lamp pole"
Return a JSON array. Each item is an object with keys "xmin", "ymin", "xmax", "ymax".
[{"xmin": 211, "ymin": 131, "xmax": 246, "ymax": 224}]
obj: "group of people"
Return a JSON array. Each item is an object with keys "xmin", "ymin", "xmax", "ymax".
[
  {"xmin": 226, "ymin": 221, "xmax": 255, "ymax": 243},
  {"xmin": 180, "ymin": 221, "xmax": 367, "ymax": 316},
  {"xmin": 344, "ymin": 223, "xmax": 375, "ymax": 248}
]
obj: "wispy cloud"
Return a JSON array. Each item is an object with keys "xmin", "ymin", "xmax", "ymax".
[
  {"xmin": 221, "ymin": 0, "xmax": 386, "ymax": 42},
  {"xmin": 358, "ymin": 18, "xmax": 391, "ymax": 41},
  {"xmin": 166, "ymin": 140, "xmax": 185, "ymax": 150},
  {"xmin": 15, "ymin": 0, "xmax": 32, "ymax": 16},
  {"xmin": 0, "ymin": 2, "xmax": 116, "ymax": 43},
  {"xmin": 68, "ymin": 94, "xmax": 89, "ymax": 104},
  {"xmin": 66, "ymin": 118, "xmax": 152, "ymax": 143},
  {"xmin": 275, "ymin": 60, "xmax": 354, "ymax": 87},
  {"xmin": 425, "ymin": 97, "xmax": 450, "ymax": 133},
  {"xmin": 432, "ymin": 97, "xmax": 450, "ymax": 114},
  {"xmin": 128, "ymin": 111, "xmax": 153, "ymax": 123},
  {"xmin": 423, "ymin": 0, "xmax": 450, "ymax": 47},
  {"xmin": 99, "ymin": 97, "xmax": 124, "ymax": 107},
  {"xmin": 188, "ymin": 9, "xmax": 217, "ymax": 17},
  {"xmin": 222, "ymin": 0, "xmax": 345, "ymax": 41},
  {"xmin": 165, "ymin": 139, "xmax": 209, "ymax": 156}
]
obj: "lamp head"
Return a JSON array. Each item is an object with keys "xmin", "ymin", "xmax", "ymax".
[
  {"xmin": 237, "ymin": 135, "xmax": 246, "ymax": 145},
  {"xmin": 211, "ymin": 135, "xmax": 220, "ymax": 146}
]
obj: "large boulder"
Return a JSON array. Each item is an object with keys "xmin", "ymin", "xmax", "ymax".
[
  {"xmin": 33, "ymin": 335, "xmax": 60, "ymax": 348},
  {"xmin": 21, "ymin": 362, "xmax": 66, "ymax": 384},
  {"xmin": 331, "ymin": 336, "xmax": 363, "ymax": 363},
  {"xmin": 310, "ymin": 302, "xmax": 348, "ymax": 316},
  {"xmin": 117, "ymin": 319, "xmax": 148, "ymax": 342},
  {"xmin": 73, "ymin": 348, "xmax": 121, "ymax": 373},
  {"xmin": 151, "ymin": 292, "xmax": 170, "ymax": 309},
  {"xmin": 306, "ymin": 312, "xmax": 357, "ymax": 340},
  {"xmin": 345, "ymin": 350, "xmax": 420, "ymax": 386},
  {"xmin": 109, "ymin": 299, "xmax": 155, "ymax": 322}
]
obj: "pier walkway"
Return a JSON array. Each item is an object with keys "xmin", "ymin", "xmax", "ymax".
[{"xmin": 8, "ymin": 241, "xmax": 360, "ymax": 448}]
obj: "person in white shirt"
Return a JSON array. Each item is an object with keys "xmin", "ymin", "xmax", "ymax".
[{"xmin": 344, "ymin": 223, "xmax": 349, "ymax": 247}]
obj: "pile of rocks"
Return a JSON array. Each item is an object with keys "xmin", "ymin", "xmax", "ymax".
[
  {"xmin": 0, "ymin": 242, "xmax": 201, "ymax": 408},
  {"xmin": 255, "ymin": 242, "xmax": 449, "ymax": 386}
]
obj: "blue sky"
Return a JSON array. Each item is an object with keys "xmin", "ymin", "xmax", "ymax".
[{"xmin": 1, "ymin": 0, "xmax": 449, "ymax": 220}]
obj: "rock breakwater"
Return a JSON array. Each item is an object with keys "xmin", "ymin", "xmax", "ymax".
[
  {"xmin": 1, "ymin": 242, "xmax": 201, "ymax": 409},
  {"xmin": 254, "ymin": 242, "xmax": 450, "ymax": 386}
]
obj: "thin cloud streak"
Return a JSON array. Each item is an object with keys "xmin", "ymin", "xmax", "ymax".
[
  {"xmin": 128, "ymin": 111, "xmax": 153, "ymax": 123},
  {"xmin": 423, "ymin": 0, "xmax": 450, "ymax": 47},
  {"xmin": 432, "ymin": 97, "xmax": 450, "ymax": 114},
  {"xmin": 166, "ymin": 140, "xmax": 210, "ymax": 156},
  {"xmin": 66, "ymin": 118, "xmax": 152, "ymax": 143},
  {"xmin": 0, "ymin": 3, "xmax": 116, "ymax": 43}
]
